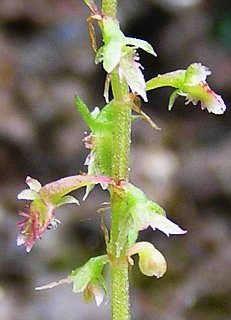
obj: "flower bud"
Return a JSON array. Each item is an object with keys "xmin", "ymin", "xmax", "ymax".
[{"xmin": 127, "ymin": 242, "xmax": 167, "ymax": 278}]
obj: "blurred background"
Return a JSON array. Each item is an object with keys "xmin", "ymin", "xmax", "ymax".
[{"xmin": 0, "ymin": 0, "xmax": 230, "ymax": 319}]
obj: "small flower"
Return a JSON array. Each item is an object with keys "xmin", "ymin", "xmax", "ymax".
[
  {"xmin": 17, "ymin": 175, "xmax": 114, "ymax": 252},
  {"xmin": 95, "ymin": 16, "xmax": 156, "ymax": 102},
  {"xmin": 118, "ymin": 48, "xmax": 147, "ymax": 102},
  {"xmin": 83, "ymin": 279, "xmax": 105, "ymax": 307},
  {"xmin": 75, "ymin": 96, "xmax": 115, "ymax": 199},
  {"xmin": 183, "ymin": 81, "xmax": 226, "ymax": 114},
  {"xmin": 17, "ymin": 177, "xmax": 61, "ymax": 253},
  {"xmin": 85, "ymin": 3, "xmax": 156, "ymax": 101},
  {"xmin": 96, "ymin": 16, "xmax": 157, "ymax": 73},
  {"xmin": 126, "ymin": 183, "xmax": 186, "ymax": 237},
  {"xmin": 146, "ymin": 63, "xmax": 226, "ymax": 115},
  {"xmin": 127, "ymin": 241, "xmax": 167, "ymax": 278},
  {"xmin": 36, "ymin": 255, "xmax": 108, "ymax": 307},
  {"xmin": 17, "ymin": 205, "xmax": 53, "ymax": 253}
]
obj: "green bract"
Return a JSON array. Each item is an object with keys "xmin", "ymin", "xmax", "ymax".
[
  {"xmin": 75, "ymin": 96, "xmax": 115, "ymax": 197},
  {"xmin": 70, "ymin": 255, "xmax": 108, "ymax": 300},
  {"xmin": 75, "ymin": 96, "xmax": 140, "ymax": 198}
]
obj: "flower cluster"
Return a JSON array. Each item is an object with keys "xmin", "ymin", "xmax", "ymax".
[{"xmin": 16, "ymin": 1, "xmax": 226, "ymax": 310}]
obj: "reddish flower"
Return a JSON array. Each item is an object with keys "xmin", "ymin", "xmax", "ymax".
[
  {"xmin": 17, "ymin": 175, "xmax": 114, "ymax": 252},
  {"xmin": 17, "ymin": 203, "xmax": 55, "ymax": 253}
]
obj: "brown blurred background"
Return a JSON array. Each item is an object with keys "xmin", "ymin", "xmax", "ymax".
[{"xmin": 0, "ymin": 0, "xmax": 230, "ymax": 319}]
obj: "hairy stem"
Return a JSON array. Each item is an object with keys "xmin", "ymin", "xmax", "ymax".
[
  {"xmin": 109, "ymin": 72, "xmax": 131, "ymax": 320},
  {"xmin": 102, "ymin": 0, "xmax": 117, "ymax": 17},
  {"xmin": 102, "ymin": 1, "xmax": 132, "ymax": 318}
]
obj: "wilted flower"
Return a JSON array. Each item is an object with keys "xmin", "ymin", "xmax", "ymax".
[
  {"xmin": 17, "ymin": 175, "xmax": 114, "ymax": 252},
  {"xmin": 146, "ymin": 63, "xmax": 226, "ymax": 115},
  {"xmin": 127, "ymin": 241, "xmax": 167, "ymax": 278}
]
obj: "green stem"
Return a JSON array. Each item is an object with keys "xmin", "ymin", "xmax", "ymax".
[
  {"xmin": 102, "ymin": 0, "xmax": 117, "ymax": 16},
  {"xmin": 109, "ymin": 73, "xmax": 131, "ymax": 320},
  {"xmin": 111, "ymin": 263, "xmax": 130, "ymax": 320},
  {"xmin": 98, "ymin": 1, "xmax": 131, "ymax": 318}
]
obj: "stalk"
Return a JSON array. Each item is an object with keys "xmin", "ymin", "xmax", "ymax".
[
  {"xmin": 102, "ymin": 0, "xmax": 117, "ymax": 16},
  {"xmin": 109, "ymin": 71, "xmax": 131, "ymax": 320},
  {"xmin": 101, "ymin": 1, "xmax": 132, "ymax": 319}
]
